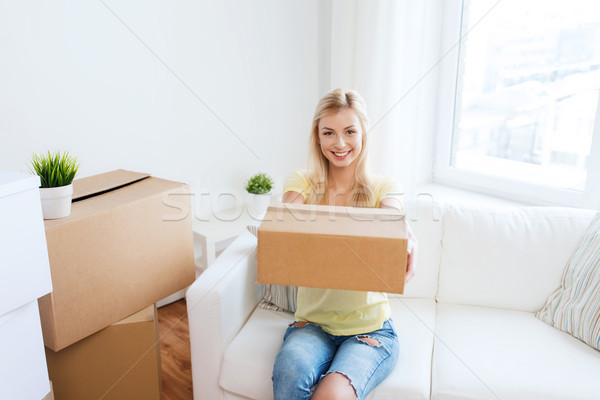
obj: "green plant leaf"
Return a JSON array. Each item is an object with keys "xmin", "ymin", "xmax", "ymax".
[
  {"xmin": 29, "ymin": 150, "xmax": 80, "ymax": 188},
  {"xmin": 245, "ymin": 172, "xmax": 273, "ymax": 194}
]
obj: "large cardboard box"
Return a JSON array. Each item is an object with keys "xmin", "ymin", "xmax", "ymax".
[
  {"xmin": 257, "ymin": 203, "xmax": 407, "ymax": 293},
  {"xmin": 45, "ymin": 305, "xmax": 161, "ymax": 400},
  {"xmin": 39, "ymin": 170, "xmax": 195, "ymax": 351}
]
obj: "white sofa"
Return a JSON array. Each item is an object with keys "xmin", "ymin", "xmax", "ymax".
[{"xmin": 186, "ymin": 201, "xmax": 600, "ymax": 400}]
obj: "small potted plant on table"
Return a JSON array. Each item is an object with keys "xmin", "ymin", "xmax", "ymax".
[
  {"xmin": 30, "ymin": 150, "xmax": 79, "ymax": 219},
  {"xmin": 245, "ymin": 172, "xmax": 273, "ymax": 219}
]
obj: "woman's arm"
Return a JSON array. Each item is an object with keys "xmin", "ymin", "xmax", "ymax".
[
  {"xmin": 282, "ymin": 191, "xmax": 305, "ymax": 204},
  {"xmin": 379, "ymin": 198, "xmax": 418, "ymax": 285}
]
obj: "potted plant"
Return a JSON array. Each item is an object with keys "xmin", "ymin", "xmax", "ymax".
[
  {"xmin": 245, "ymin": 172, "xmax": 273, "ymax": 219},
  {"xmin": 30, "ymin": 150, "xmax": 80, "ymax": 219}
]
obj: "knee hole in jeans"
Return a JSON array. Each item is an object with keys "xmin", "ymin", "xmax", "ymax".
[
  {"xmin": 290, "ymin": 321, "xmax": 310, "ymax": 328},
  {"xmin": 357, "ymin": 335, "xmax": 381, "ymax": 347}
]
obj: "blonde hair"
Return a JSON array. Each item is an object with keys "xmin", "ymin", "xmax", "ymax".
[{"xmin": 306, "ymin": 89, "xmax": 374, "ymax": 207}]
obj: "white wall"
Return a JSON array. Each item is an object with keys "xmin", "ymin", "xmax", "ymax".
[
  {"xmin": 1, "ymin": 1, "xmax": 441, "ymax": 213},
  {"xmin": 0, "ymin": 0, "xmax": 319, "ymax": 216}
]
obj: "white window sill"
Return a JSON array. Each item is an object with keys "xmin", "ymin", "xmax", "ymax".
[{"xmin": 414, "ymin": 182, "xmax": 530, "ymax": 208}]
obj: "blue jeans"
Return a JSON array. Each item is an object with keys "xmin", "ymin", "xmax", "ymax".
[{"xmin": 272, "ymin": 319, "xmax": 399, "ymax": 400}]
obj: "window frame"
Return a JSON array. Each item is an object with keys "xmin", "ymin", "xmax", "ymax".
[{"xmin": 433, "ymin": 0, "xmax": 600, "ymax": 209}]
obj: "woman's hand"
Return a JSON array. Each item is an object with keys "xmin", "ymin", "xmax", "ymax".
[
  {"xmin": 379, "ymin": 198, "xmax": 417, "ymax": 285},
  {"xmin": 405, "ymin": 223, "xmax": 418, "ymax": 284}
]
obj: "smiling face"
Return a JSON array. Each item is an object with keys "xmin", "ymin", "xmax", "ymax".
[{"xmin": 317, "ymin": 108, "xmax": 364, "ymax": 171}]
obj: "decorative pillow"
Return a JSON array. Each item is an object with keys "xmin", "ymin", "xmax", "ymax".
[
  {"xmin": 536, "ymin": 212, "xmax": 600, "ymax": 351},
  {"xmin": 247, "ymin": 224, "xmax": 260, "ymax": 237},
  {"xmin": 247, "ymin": 225, "xmax": 298, "ymax": 313},
  {"xmin": 259, "ymin": 283, "xmax": 298, "ymax": 313}
]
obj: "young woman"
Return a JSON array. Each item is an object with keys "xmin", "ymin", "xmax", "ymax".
[{"xmin": 272, "ymin": 89, "xmax": 417, "ymax": 400}]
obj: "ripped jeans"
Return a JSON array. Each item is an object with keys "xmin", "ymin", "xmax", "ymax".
[{"xmin": 272, "ymin": 319, "xmax": 399, "ymax": 400}]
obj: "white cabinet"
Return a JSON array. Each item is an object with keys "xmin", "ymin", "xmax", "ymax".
[
  {"xmin": 0, "ymin": 171, "xmax": 53, "ymax": 400},
  {"xmin": 0, "ymin": 302, "xmax": 52, "ymax": 400},
  {"xmin": 0, "ymin": 171, "xmax": 52, "ymax": 315}
]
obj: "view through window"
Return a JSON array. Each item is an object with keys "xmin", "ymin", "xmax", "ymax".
[{"xmin": 452, "ymin": 0, "xmax": 600, "ymax": 191}]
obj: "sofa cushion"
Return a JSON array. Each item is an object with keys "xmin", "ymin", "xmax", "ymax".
[
  {"xmin": 432, "ymin": 303, "xmax": 600, "ymax": 400},
  {"xmin": 365, "ymin": 298, "xmax": 436, "ymax": 400},
  {"xmin": 220, "ymin": 307, "xmax": 291, "ymax": 399},
  {"xmin": 437, "ymin": 204, "xmax": 596, "ymax": 311},
  {"xmin": 219, "ymin": 298, "xmax": 436, "ymax": 400},
  {"xmin": 536, "ymin": 212, "xmax": 600, "ymax": 351}
]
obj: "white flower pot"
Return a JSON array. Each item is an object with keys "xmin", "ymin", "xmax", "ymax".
[
  {"xmin": 39, "ymin": 184, "xmax": 73, "ymax": 219},
  {"xmin": 248, "ymin": 192, "xmax": 272, "ymax": 220}
]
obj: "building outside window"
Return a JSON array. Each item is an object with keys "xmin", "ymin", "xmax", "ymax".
[{"xmin": 435, "ymin": 0, "xmax": 600, "ymax": 208}]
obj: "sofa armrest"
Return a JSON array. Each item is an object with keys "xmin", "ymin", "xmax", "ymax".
[{"xmin": 186, "ymin": 230, "xmax": 261, "ymax": 400}]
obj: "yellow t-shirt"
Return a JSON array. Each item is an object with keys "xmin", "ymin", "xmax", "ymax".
[{"xmin": 282, "ymin": 170, "xmax": 404, "ymax": 336}]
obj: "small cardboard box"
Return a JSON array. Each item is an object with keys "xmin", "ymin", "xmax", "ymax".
[
  {"xmin": 257, "ymin": 203, "xmax": 407, "ymax": 293},
  {"xmin": 45, "ymin": 305, "xmax": 161, "ymax": 400},
  {"xmin": 39, "ymin": 169, "xmax": 195, "ymax": 351}
]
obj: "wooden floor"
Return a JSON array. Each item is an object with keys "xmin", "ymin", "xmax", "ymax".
[{"xmin": 157, "ymin": 299, "xmax": 194, "ymax": 400}]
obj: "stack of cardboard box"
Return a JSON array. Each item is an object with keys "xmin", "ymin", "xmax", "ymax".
[{"xmin": 40, "ymin": 170, "xmax": 196, "ymax": 400}]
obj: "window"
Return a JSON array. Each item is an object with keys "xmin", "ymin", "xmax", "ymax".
[{"xmin": 435, "ymin": 0, "xmax": 600, "ymax": 208}]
